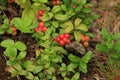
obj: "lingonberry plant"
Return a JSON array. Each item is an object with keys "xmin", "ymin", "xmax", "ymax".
[{"xmin": 0, "ymin": 0, "xmax": 99, "ymax": 79}]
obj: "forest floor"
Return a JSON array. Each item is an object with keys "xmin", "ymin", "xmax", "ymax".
[{"xmin": 0, "ymin": 0, "xmax": 120, "ymax": 80}]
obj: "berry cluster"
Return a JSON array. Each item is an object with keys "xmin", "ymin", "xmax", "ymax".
[
  {"xmin": 80, "ymin": 34, "xmax": 90, "ymax": 47},
  {"xmin": 38, "ymin": 10, "xmax": 44, "ymax": 21},
  {"xmin": 56, "ymin": 33, "xmax": 71, "ymax": 46},
  {"xmin": 51, "ymin": 0, "xmax": 61, "ymax": 5},
  {"xmin": 34, "ymin": 22, "xmax": 47, "ymax": 33}
]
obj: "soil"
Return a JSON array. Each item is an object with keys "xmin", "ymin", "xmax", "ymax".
[{"xmin": 0, "ymin": 0, "xmax": 120, "ymax": 80}]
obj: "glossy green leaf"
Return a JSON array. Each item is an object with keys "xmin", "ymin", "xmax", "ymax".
[
  {"xmin": 101, "ymin": 28, "xmax": 111, "ymax": 40},
  {"xmin": 33, "ymin": 66, "xmax": 44, "ymax": 74},
  {"xmin": 96, "ymin": 44, "xmax": 109, "ymax": 52},
  {"xmin": 54, "ymin": 14, "xmax": 69, "ymax": 21},
  {"xmin": 79, "ymin": 0, "xmax": 87, "ymax": 6},
  {"xmin": 4, "ymin": 46, "xmax": 17, "ymax": 58},
  {"xmin": 64, "ymin": 21, "xmax": 74, "ymax": 33},
  {"xmin": 22, "ymin": 60, "xmax": 32, "ymax": 69},
  {"xmin": 15, "ymin": 41, "xmax": 26, "ymax": 51},
  {"xmin": 76, "ymin": 23, "xmax": 88, "ymax": 32},
  {"xmin": 19, "ymin": 70, "xmax": 28, "ymax": 75},
  {"xmin": 113, "ymin": 41, "xmax": 120, "ymax": 51},
  {"xmin": 25, "ymin": 72, "xmax": 34, "ymax": 80},
  {"xmin": 74, "ymin": 31, "xmax": 81, "ymax": 42},
  {"xmin": 79, "ymin": 61, "xmax": 87, "ymax": 73},
  {"xmin": 42, "ymin": 13, "xmax": 50, "ymax": 21},
  {"xmin": 51, "ymin": 5, "xmax": 61, "ymax": 13},
  {"xmin": 71, "ymin": 72, "xmax": 80, "ymax": 80},
  {"xmin": 52, "ymin": 21, "xmax": 59, "ymax": 28},
  {"xmin": 13, "ymin": 63, "xmax": 22, "ymax": 71},
  {"xmin": 82, "ymin": 8, "xmax": 91, "ymax": 13},
  {"xmin": 8, "ymin": 67, "xmax": 18, "ymax": 77},
  {"xmin": 111, "ymin": 33, "xmax": 120, "ymax": 40},
  {"xmin": 68, "ymin": 54, "xmax": 81, "ymax": 63},
  {"xmin": 75, "ymin": 18, "xmax": 82, "ymax": 27},
  {"xmin": 67, "ymin": 63, "xmax": 78, "ymax": 72},
  {"xmin": 17, "ymin": 51, "xmax": 26, "ymax": 60},
  {"xmin": 39, "ymin": 0, "xmax": 47, "ymax": 3},
  {"xmin": 1, "ymin": 39, "xmax": 14, "ymax": 47},
  {"xmin": 81, "ymin": 51, "xmax": 93, "ymax": 63}
]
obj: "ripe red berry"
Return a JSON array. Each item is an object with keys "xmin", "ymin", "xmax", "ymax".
[
  {"xmin": 34, "ymin": 27, "xmax": 38, "ymax": 32},
  {"xmin": 51, "ymin": 1, "xmax": 56, "ymax": 5},
  {"xmin": 63, "ymin": 37, "xmax": 67, "ymax": 43},
  {"xmin": 59, "ymin": 34, "xmax": 65, "ymax": 39},
  {"xmin": 56, "ymin": 37, "xmax": 61, "ymax": 42},
  {"xmin": 42, "ymin": 27, "xmax": 47, "ymax": 33},
  {"xmin": 80, "ymin": 34, "xmax": 86, "ymax": 42},
  {"xmin": 66, "ymin": 39, "xmax": 70, "ymax": 44},
  {"xmin": 38, "ymin": 16, "xmax": 42, "ymax": 21},
  {"xmin": 39, "ymin": 22, "xmax": 44, "ymax": 28},
  {"xmin": 38, "ymin": 27, "xmax": 43, "ymax": 32},
  {"xmin": 59, "ymin": 40, "xmax": 65, "ymax": 46},
  {"xmin": 83, "ymin": 41, "xmax": 89, "ymax": 47},
  {"xmin": 56, "ymin": 0, "xmax": 60, "ymax": 5},
  {"xmin": 13, "ymin": 27, "xmax": 17, "ymax": 33},
  {"xmin": 64, "ymin": 33, "xmax": 70, "ymax": 39},
  {"xmin": 85, "ymin": 36, "xmax": 90, "ymax": 42},
  {"xmin": 8, "ymin": 0, "xmax": 14, "ymax": 3},
  {"xmin": 38, "ymin": 10, "xmax": 44, "ymax": 16}
]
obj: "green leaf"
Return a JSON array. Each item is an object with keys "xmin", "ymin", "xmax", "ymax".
[
  {"xmin": 1, "ymin": 39, "xmax": 14, "ymax": 47},
  {"xmin": 71, "ymin": 72, "xmax": 80, "ymax": 80},
  {"xmin": 22, "ymin": 15, "xmax": 32, "ymax": 27},
  {"xmin": 8, "ymin": 67, "xmax": 18, "ymax": 77},
  {"xmin": 61, "ymin": 5, "xmax": 68, "ymax": 11},
  {"xmin": 81, "ymin": 51, "xmax": 93, "ymax": 63},
  {"xmin": 51, "ymin": 5, "xmax": 61, "ymax": 13},
  {"xmin": 96, "ymin": 44, "xmax": 109, "ymax": 52},
  {"xmin": 111, "ymin": 33, "xmax": 120, "ymax": 40},
  {"xmin": 101, "ymin": 28, "xmax": 110, "ymax": 40},
  {"xmin": 113, "ymin": 41, "xmax": 120, "ymax": 51},
  {"xmin": 4, "ymin": 46, "xmax": 17, "ymax": 58},
  {"xmin": 54, "ymin": 14, "xmax": 69, "ymax": 21},
  {"xmin": 7, "ymin": 60, "xmax": 17, "ymax": 66},
  {"xmin": 67, "ymin": 63, "xmax": 78, "ymax": 72},
  {"xmin": 15, "ymin": 41, "xmax": 26, "ymax": 51},
  {"xmin": 68, "ymin": 54, "xmax": 81, "ymax": 63},
  {"xmin": 39, "ymin": 0, "xmax": 47, "ymax": 3},
  {"xmin": 60, "ymin": 63, "xmax": 67, "ymax": 71},
  {"xmin": 13, "ymin": 63, "xmax": 22, "ymax": 71},
  {"xmin": 22, "ymin": 0, "xmax": 27, "ymax": 3},
  {"xmin": 79, "ymin": 0, "xmax": 87, "ymax": 6},
  {"xmin": 52, "ymin": 21, "xmax": 59, "ymax": 28},
  {"xmin": 22, "ymin": 60, "xmax": 32, "ymax": 69},
  {"xmin": 33, "ymin": 66, "xmax": 44, "ymax": 74},
  {"xmin": 82, "ymin": 8, "xmax": 91, "ymax": 13},
  {"xmin": 79, "ymin": 60, "xmax": 87, "ymax": 73},
  {"xmin": 76, "ymin": 23, "xmax": 88, "ymax": 32},
  {"xmin": 52, "ymin": 46, "xmax": 68, "ymax": 54},
  {"xmin": 42, "ymin": 13, "xmax": 50, "ymax": 22},
  {"xmin": 0, "ymin": 28, "xmax": 5, "ymax": 34},
  {"xmin": 64, "ymin": 21, "xmax": 74, "ymax": 33},
  {"xmin": 25, "ymin": 72, "xmax": 34, "ymax": 80},
  {"xmin": 110, "ymin": 53, "xmax": 118, "ymax": 59},
  {"xmin": 74, "ymin": 31, "xmax": 81, "ymax": 42},
  {"xmin": 75, "ymin": 18, "xmax": 82, "ymax": 27},
  {"xmin": 17, "ymin": 51, "xmax": 26, "ymax": 60},
  {"xmin": 11, "ymin": 17, "xmax": 22, "ymax": 29},
  {"xmin": 19, "ymin": 70, "xmax": 28, "ymax": 75}
]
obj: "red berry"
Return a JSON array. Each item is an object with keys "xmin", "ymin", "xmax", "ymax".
[
  {"xmin": 85, "ymin": 36, "xmax": 90, "ymax": 42},
  {"xmin": 83, "ymin": 41, "xmax": 89, "ymax": 47},
  {"xmin": 51, "ymin": 1, "xmax": 56, "ymax": 5},
  {"xmin": 38, "ymin": 27, "xmax": 43, "ymax": 32},
  {"xmin": 42, "ymin": 27, "xmax": 47, "ymax": 33},
  {"xmin": 64, "ymin": 33, "xmax": 70, "ymax": 39},
  {"xmin": 56, "ymin": 0, "xmax": 60, "ymax": 5},
  {"xmin": 66, "ymin": 39, "xmax": 70, "ymax": 44},
  {"xmin": 13, "ymin": 27, "xmax": 17, "ymax": 33},
  {"xmin": 63, "ymin": 37, "xmax": 67, "ymax": 43},
  {"xmin": 80, "ymin": 34, "xmax": 86, "ymax": 42},
  {"xmin": 8, "ymin": 0, "xmax": 14, "ymax": 3},
  {"xmin": 56, "ymin": 37, "xmax": 61, "ymax": 42},
  {"xmin": 59, "ymin": 40, "xmax": 65, "ymax": 46},
  {"xmin": 39, "ymin": 22, "xmax": 44, "ymax": 28},
  {"xmin": 59, "ymin": 34, "xmax": 65, "ymax": 39},
  {"xmin": 38, "ymin": 16, "xmax": 42, "ymax": 21},
  {"xmin": 38, "ymin": 10, "xmax": 44, "ymax": 16}
]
